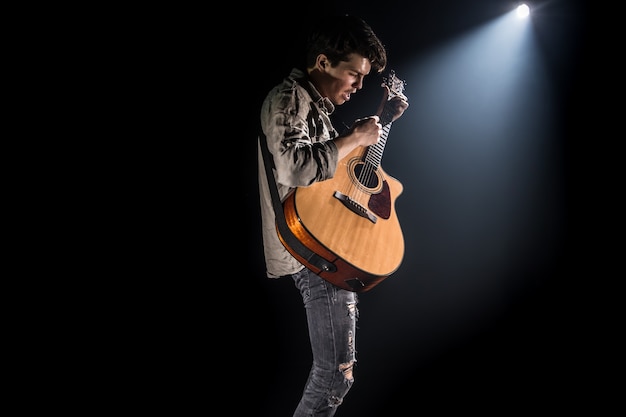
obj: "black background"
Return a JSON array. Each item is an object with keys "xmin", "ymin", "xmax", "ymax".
[
  {"xmin": 239, "ymin": 1, "xmax": 596, "ymax": 415},
  {"xmin": 114, "ymin": 1, "xmax": 604, "ymax": 414}
]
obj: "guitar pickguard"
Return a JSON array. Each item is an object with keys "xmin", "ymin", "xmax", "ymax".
[{"xmin": 368, "ymin": 180, "xmax": 391, "ymax": 219}]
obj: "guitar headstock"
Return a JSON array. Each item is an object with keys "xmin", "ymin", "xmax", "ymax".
[{"xmin": 382, "ymin": 70, "xmax": 407, "ymax": 101}]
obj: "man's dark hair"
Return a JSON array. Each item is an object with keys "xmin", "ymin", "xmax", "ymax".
[{"xmin": 305, "ymin": 15, "xmax": 387, "ymax": 74}]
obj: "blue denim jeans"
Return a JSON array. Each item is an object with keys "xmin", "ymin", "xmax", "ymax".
[{"xmin": 291, "ymin": 268, "xmax": 359, "ymax": 417}]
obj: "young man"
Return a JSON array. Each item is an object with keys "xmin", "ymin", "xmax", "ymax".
[{"xmin": 257, "ymin": 15, "xmax": 408, "ymax": 416}]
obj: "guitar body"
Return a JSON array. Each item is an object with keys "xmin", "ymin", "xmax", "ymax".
[
  {"xmin": 280, "ymin": 148, "xmax": 404, "ymax": 292},
  {"xmin": 277, "ymin": 70, "xmax": 408, "ymax": 292}
]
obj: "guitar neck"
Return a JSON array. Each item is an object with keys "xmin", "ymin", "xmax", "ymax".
[
  {"xmin": 364, "ymin": 99, "xmax": 395, "ymax": 168},
  {"xmin": 379, "ymin": 99, "xmax": 396, "ymax": 126},
  {"xmin": 364, "ymin": 70, "xmax": 407, "ymax": 171}
]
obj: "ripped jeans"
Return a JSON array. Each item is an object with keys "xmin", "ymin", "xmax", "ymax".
[{"xmin": 291, "ymin": 268, "xmax": 359, "ymax": 417}]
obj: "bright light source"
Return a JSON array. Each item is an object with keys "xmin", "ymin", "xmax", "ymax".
[{"xmin": 516, "ymin": 3, "xmax": 530, "ymax": 18}]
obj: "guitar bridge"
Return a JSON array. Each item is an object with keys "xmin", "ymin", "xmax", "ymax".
[{"xmin": 333, "ymin": 191, "xmax": 377, "ymax": 223}]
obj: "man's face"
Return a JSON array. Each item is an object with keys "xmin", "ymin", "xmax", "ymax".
[{"xmin": 317, "ymin": 54, "xmax": 372, "ymax": 105}]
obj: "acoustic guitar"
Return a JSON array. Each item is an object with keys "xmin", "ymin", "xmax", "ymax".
[{"xmin": 278, "ymin": 71, "xmax": 408, "ymax": 292}]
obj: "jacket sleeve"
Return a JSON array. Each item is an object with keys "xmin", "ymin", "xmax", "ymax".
[{"xmin": 261, "ymin": 84, "xmax": 339, "ymax": 191}]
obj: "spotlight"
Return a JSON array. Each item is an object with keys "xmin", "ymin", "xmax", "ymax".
[{"xmin": 516, "ymin": 3, "xmax": 530, "ymax": 18}]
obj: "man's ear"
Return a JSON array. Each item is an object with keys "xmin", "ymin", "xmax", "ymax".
[{"xmin": 316, "ymin": 54, "xmax": 329, "ymax": 71}]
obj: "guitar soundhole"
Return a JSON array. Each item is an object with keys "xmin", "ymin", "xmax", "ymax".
[{"xmin": 353, "ymin": 163, "xmax": 380, "ymax": 189}]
